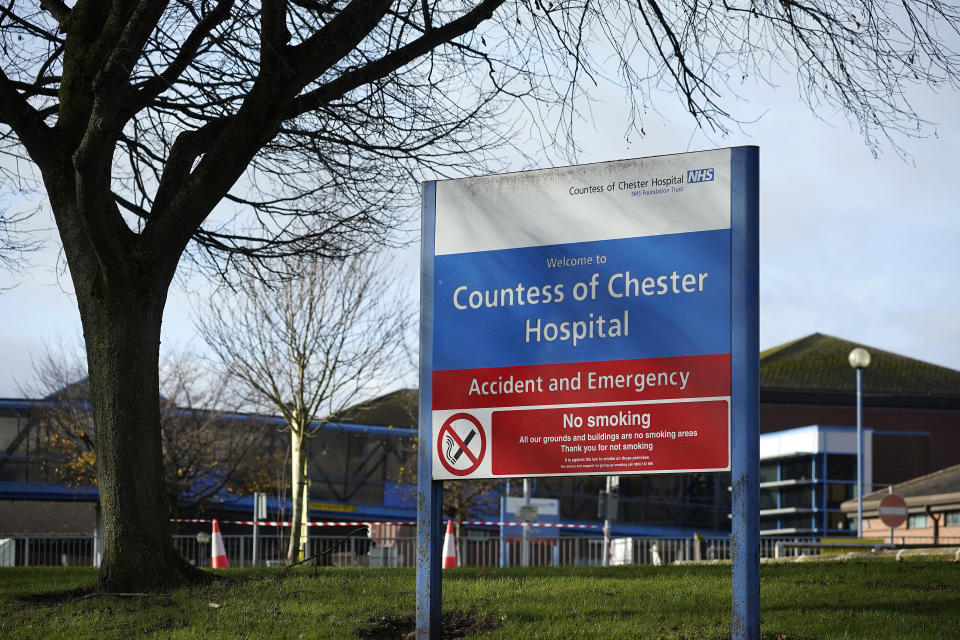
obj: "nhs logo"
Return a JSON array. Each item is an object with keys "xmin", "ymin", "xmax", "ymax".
[{"xmin": 686, "ymin": 168, "xmax": 714, "ymax": 183}]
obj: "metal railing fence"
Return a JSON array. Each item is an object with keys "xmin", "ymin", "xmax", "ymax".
[
  {"xmin": 0, "ymin": 534, "xmax": 94, "ymax": 567},
  {"xmin": 2, "ymin": 533, "xmax": 957, "ymax": 568}
]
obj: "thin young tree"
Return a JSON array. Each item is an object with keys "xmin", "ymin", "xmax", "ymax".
[
  {"xmin": 2, "ymin": 0, "xmax": 958, "ymax": 590},
  {"xmin": 197, "ymin": 254, "xmax": 411, "ymax": 564}
]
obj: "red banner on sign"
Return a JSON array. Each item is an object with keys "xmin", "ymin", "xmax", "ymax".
[
  {"xmin": 433, "ymin": 353, "xmax": 730, "ymax": 410},
  {"xmin": 490, "ymin": 400, "xmax": 729, "ymax": 475}
]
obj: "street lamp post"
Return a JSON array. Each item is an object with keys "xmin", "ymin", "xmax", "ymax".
[{"xmin": 848, "ymin": 347, "xmax": 871, "ymax": 538}]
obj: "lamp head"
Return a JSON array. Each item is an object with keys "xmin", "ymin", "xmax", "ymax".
[{"xmin": 848, "ymin": 347, "xmax": 871, "ymax": 369}]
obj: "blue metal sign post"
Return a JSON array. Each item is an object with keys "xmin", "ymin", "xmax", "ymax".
[
  {"xmin": 417, "ymin": 148, "xmax": 759, "ymax": 640},
  {"xmin": 416, "ymin": 181, "xmax": 443, "ymax": 638},
  {"xmin": 730, "ymin": 146, "xmax": 760, "ymax": 640}
]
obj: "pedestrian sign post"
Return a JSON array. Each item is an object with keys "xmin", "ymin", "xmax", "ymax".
[{"xmin": 417, "ymin": 147, "xmax": 759, "ymax": 639}]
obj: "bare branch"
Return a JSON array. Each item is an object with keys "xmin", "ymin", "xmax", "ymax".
[
  {"xmin": 134, "ymin": 0, "xmax": 235, "ymax": 108},
  {"xmin": 0, "ymin": 68, "xmax": 55, "ymax": 166},
  {"xmin": 39, "ymin": 0, "xmax": 70, "ymax": 26},
  {"xmin": 289, "ymin": 0, "xmax": 507, "ymax": 116},
  {"xmin": 0, "ymin": 206, "xmax": 42, "ymax": 276},
  {"xmin": 24, "ymin": 343, "xmax": 279, "ymax": 507}
]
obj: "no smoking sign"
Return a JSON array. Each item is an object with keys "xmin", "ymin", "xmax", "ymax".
[{"xmin": 436, "ymin": 413, "xmax": 487, "ymax": 477}]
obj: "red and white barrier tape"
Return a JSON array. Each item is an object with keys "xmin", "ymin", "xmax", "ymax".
[
  {"xmin": 459, "ymin": 521, "xmax": 601, "ymax": 529},
  {"xmin": 170, "ymin": 518, "xmax": 601, "ymax": 529},
  {"xmin": 171, "ymin": 518, "xmax": 397, "ymax": 527}
]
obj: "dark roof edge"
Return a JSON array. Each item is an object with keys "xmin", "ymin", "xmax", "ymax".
[{"xmin": 760, "ymin": 389, "xmax": 960, "ymax": 409}]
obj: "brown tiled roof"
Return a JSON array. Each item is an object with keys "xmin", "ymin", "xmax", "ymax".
[
  {"xmin": 759, "ymin": 333, "xmax": 960, "ymax": 398},
  {"xmin": 861, "ymin": 463, "xmax": 960, "ymax": 500},
  {"xmin": 841, "ymin": 463, "xmax": 960, "ymax": 513}
]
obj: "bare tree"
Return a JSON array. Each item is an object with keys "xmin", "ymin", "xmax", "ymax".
[
  {"xmin": 1, "ymin": 0, "xmax": 958, "ymax": 590},
  {"xmin": 25, "ymin": 343, "xmax": 96, "ymax": 483},
  {"xmin": 157, "ymin": 355, "xmax": 281, "ymax": 508},
  {"xmin": 27, "ymin": 345, "xmax": 278, "ymax": 509},
  {"xmin": 197, "ymin": 253, "xmax": 411, "ymax": 565},
  {"xmin": 0, "ymin": 207, "xmax": 41, "ymax": 278}
]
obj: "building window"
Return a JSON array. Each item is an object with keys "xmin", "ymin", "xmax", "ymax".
[
  {"xmin": 826, "ymin": 483, "xmax": 853, "ymax": 508},
  {"xmin": 828, "ymin": 512, "xmax": 848, "ymax": 530},
  {"xmin": 760, "ymin": 488, "xmax": 777, "ymax": 510},
  {"xmin": 759, "ymin": 462, "xmax": 778, "ymax": 483},
  {"xmin": 945, "ymin": 510, "xmax": 960, "ymax": 527},
  {"xmin": 780, "ymin": 457, "xmax": 812, "ymax": 481},
  {"xmin": 780, "ymin": 486, "xmax": 813, "ymax": 509},
  {"xmin": 826, "ymin": 454, "xmax": 856, "ymax": 481},
  {"xmin": 908, "ymin": 513, "xmax": 930, "ymax": 529},
  {"xmin": 780, "ymin": 514, "xmax": 813, "ymax": 530}
]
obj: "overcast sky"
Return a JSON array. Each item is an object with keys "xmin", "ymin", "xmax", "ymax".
[
  {"xmin": 1, "ymin": 64, "xmax": 958, "ymax": 398},
  {"xmin": 571, "ymin": 76, "xmax": 960, "ymax": 372}
]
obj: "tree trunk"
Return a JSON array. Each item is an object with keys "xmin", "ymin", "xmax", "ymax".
[
  {"xmin": 286, "ymin": 431, "xmax": 308, "ymax": 564},
  {"xmin": 78, "ymin": 273, "xmax": 201, "ymax": 591}
]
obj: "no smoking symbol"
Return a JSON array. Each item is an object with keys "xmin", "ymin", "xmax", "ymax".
[{"xmin": 437, "ymin": 413, "xmax": 486, "ymax": 477}]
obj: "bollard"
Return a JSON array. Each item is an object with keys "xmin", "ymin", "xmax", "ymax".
[
  {"xmin": 651, "ymin": 543, "xmax": 662, "ymax": 566},
  {"xmin": 693, "ymin": 533, "xmax": 706, "ymax": 562}
]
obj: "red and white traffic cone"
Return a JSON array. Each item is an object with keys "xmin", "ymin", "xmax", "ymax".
[
  {"xmin": 211, "ymin": 519, "xmax": 229, "ymax": 568},
  {"xmin": 442, "ymin": 520, "xmax": 457, "ymax": 569}
]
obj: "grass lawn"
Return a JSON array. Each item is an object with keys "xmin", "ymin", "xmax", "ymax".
[{"xmin": 1, "ymin": 557, "xmax": 958, "ymax": 639}]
